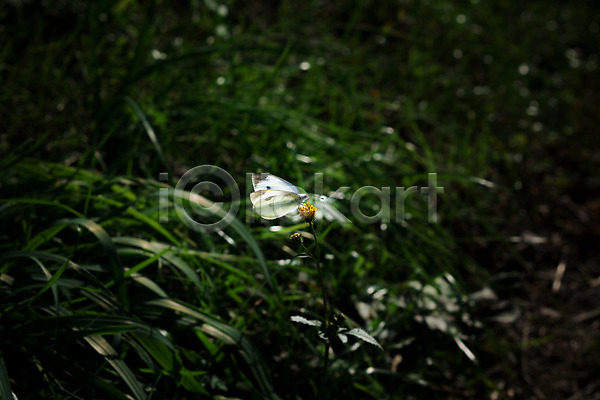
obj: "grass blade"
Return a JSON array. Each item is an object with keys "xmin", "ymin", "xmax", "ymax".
[
  {"xmin": 56, "ymin": 218, "xmax": 128, "ymax": 310},
  {"xmin": 0, "ymin": 356, "xmax": 12, "ymax": 400},
  {"xmin": 123, "ymin": 95, "xmax": 169, "ymax": 176},
  {"xmin": 172, "ymin": 188, "xmax": 279, "ymax": 297},
  {"xmin": 113, "ymin": 237, "xmax": 202, "ymax": 290},
  {"xmin": 84, "ymin": 335, "xmax": 147, "ymax": 400},
  {"xmin": 147, "ymin": 298, "xmax": 280, "ymax": 399}
]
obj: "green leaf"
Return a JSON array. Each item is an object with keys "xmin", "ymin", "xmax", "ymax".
[
  {"xmin": 28, "ymin": 256, "xmax": 67, "ymax": 312},
  {"xmin": 23, "ymin": 224, "xmax": 68, "ymax": 251},
  {"xmin": 290, "ymin": 315, "xmax": 322, "ymax": 327},
  {"xmin": 134, "ymin": 333, "xmax": 175, "ymax": 371},
  {"xmin": 344, "ymin": 328, "xmax": 383, "ymax": 351},
  {"xmin": 130, "ymin": 274, "xmax": 168, "ymax": 298},
  {"xmin": 179, "ymin": 369, "xmax": 210, "ymax": 394},
  {"xmin": 84, "ymin": 372, "xmax": 137, "ymax": 400}
]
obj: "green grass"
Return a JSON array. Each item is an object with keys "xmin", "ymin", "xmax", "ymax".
[{"xmin": 1, "ymin": 0, "xmax": 599, "ymax": 399}]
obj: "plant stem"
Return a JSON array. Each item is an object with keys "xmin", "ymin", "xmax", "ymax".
[
  {"xmin": 321, "ymin": 342, "xmax": 330, "ymax": 397},
  {"xmin": 303, "ymin": 220, "xmax": 332, "ymax": 397},
  {"xmin": 309, "ymin": 220, "xmax": 330, "ymax": 322}
]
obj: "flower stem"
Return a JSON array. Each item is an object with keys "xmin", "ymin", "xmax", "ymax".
[
  {"xmin": 309, "ymin": 220, "xmax": 330, "ymax": 322},
  {"xmin": 300, "ymin": 219, "xmax": 332, "ymax": 396},
  {"xmin": 321, "ymin": 342, "xmax": 330, "ymax": 396}
]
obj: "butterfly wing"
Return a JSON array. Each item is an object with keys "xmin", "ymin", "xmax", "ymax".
[
  {"xmin": 250, "ymin": 190, "xmax": 303, "ymax": 219},
  {"xmin": 252, "ymin": 173, "xmax": 301, "ymax": 194}
]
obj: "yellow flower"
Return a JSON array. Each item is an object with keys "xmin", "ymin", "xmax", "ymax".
[
  {"xmin": 298, "ymin": 202, "xmax": 316, "ymax": 222},
  {"xmin": 290, "ymin": 232, "xmax": 302, "ymax": 242}
]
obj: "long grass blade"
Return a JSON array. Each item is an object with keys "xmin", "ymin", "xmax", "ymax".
[
  {"xmin": 113, "ymin": 237, "xmax": 201, "ymax": 289},
  {"xmin": 172, "ymin": 188, "xmax": 278, "ymax": 297},
  {"xmin": 123, "ymin": 95, "xmax": 169, "ymax": 175},
  {"xmin": 84, "ymin": 335, "xmax": 147, "ymax": 400},
  {"xmin": 146, "ymin": 298, "xmax": 280, "ymax": 399},
  {"xmin": 0, "ymin": 198, "xmax": 85, "ymax": 219},
  {"xmin": 56, "ymin": 218, "xmax": 128, "ymax": 310},
  {"xmin": 0, "ymin": 356, "xmax": 12, "ymax": 400}
]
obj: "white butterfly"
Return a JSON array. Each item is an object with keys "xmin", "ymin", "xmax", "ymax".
[{"xmin": 250, "ymin": 173, "xmax": 309, "ymax": 220}]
